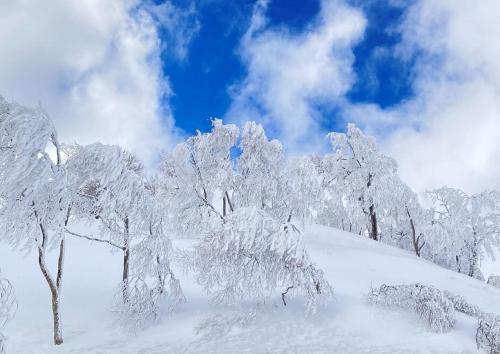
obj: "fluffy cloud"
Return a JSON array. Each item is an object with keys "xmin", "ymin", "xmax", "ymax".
[
  {"xmin": 226, "ymin": 0, "xmax": 366, "ymax": 152},
  {"xmin": 146, "ymin": 1, "xmax": 200, "ymax": 61},
  {"xmin": 0, "ymin": 0, "xmax": 197, "ymax": 164},
  {"xmin": 346, "ymin": 0, "xmax": 500, "ymax": 193},
  {"xmin": 227, "ymin": 0, "xmax": 500, "ymax": 193}
]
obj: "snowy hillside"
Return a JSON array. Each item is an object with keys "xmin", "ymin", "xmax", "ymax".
[{"xmin": 1, "ymin": 225, "xmax": 499, "ymax": 353}]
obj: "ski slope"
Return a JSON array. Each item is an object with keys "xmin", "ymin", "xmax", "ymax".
[{"xmin": 1, "ymin": 225, "xmax": 499, "ymax": 353}]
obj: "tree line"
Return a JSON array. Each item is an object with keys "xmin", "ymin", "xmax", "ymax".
[{"xmin": 0, "ymin": 96, "xmax": 499, "ymax": 347}]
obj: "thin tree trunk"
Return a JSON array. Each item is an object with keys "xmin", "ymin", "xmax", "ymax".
[
  {"xmin": 122, "ymin": 217, "xmax": 130, "ymax": 303},
  {"xmin": 156, "ymin": 255, "xmax": 165, "ymax": 295},
  {"xmin": 223, "ymin": 194, "xmax": 227, "ymax": 217},
  {"xmin": 224, "ymin": 191, "xmax": 234, "ymax": 212},
  {"xmin": 369, "ymin": 204, "xmax": 378, "ymax": 241},
  {"xmin": 37, "ymin": 221, "xmax": 64, "ymax": 345},
  {"xmin": 49, "ymin": 285, "xmax": 63, "ymax": 346},
  {"xmin": 468, "ymin": 233, "xmax": 479, "ymax": 278},
  {"xmin": 366, "ymin": 173, "xmax": 378, "ymax": 241},
  {"xmin": 122, "ymin": 247, "xmax": 130, "ymax": 303},
  {"xmin": 406, "ymin": 206, "xmax": 425, "ymax": 257}
]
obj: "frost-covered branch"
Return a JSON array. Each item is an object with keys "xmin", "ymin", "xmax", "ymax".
[
  {"xmin": 65, "ymin": 228, "xmax": 126, "ymax": 250},
  {"xmin": 368, "ymin": 283, "xmax": 455, "ymax": 333}
]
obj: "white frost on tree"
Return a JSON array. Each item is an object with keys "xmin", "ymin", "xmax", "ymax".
[
  {"xmin": 0, "ymin": 96, "xmax": 68, "ymax": 345},
  {"xmin": 476, "ymin": 313, "xmax": 500, "ymax": 354},
  {"xmin": 428, "ymin": 187, "xmax": 500, "ymax": 280},
  {"xmin": 325, "ymin": 124, "xmax": 398, "ymax": 241},
  {"xmin": 64, "ymin": 143, "xmax": 146, "ymax": 303},
  {"xmin": 65, "ymin": 143, "xmax": 183, "ymax": 328},
  {"xmin": 195, "ymin": 206, "xmax": 332, "ymax": 311},
  {"xmin": 0, "ymin": 274, "xmax": 16, "ymax": 354},
  {"xmin": 382, "ymin": 181, "xmax": 432, "ymax": 258},
  {"xmin": 368, "ymin": 283, "xmax": 456, "ymax": 333},
  {"xmin": 120, "ymin": 180, "xmax": 185, "ymax": 330},
  {"xmin": 160, "ymin": 120, "xmax": 333, "ymax": 311}
]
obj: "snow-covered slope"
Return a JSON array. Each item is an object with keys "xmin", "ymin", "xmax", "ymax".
[{"xmin": 1, "ymin": 225, "xmax": 499, "ymax": 353}]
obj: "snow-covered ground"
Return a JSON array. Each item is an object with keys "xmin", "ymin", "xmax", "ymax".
[{"xmin": 1, "ymin": 225, "xmax": 499, "ymax": 353}]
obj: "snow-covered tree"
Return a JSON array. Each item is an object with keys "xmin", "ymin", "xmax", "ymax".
[
  {"xmin": 195, "ymin": 206, "xmax": 333, "ymax": 311},
  {"xmin": 235, "ymin": 122, "xmax": 283, "ymax": 216},
  {"xmin": 0, "ymin": 273, "xmax": 16, "ymax": 354},
  {"xmin": 326, "ymin": 124, "xmax": 398, "ymax": 241},
  {"xmin": 476, "ymin": 313, "xmax": 500, "ymax": 354},
  {"xmin": 314, "ymin": 153, "xmax": 359, "ymax": 232},
  {"xmin": 65, "ymin": 143, "xmax": 144, "ymax": 302},
  {"xmin": 160, "ymin": 120, "xmax": 333, "ymax": 311},
  {"xmin": 118, "ymin": 179, "xmax": 185, "ymax": 329},
  {"xmin": 65, "ymin": 143, "xmax": 183, "ymax": 325},
  {"xmin": 0, "ymin": 96, "xmax": 68, "ymax": 345},
  {"xmin": 428, "ymin": 187, "xmax": 500, "ymax": 279},
  {"xmin": 159, "ymin": 119, "xmax": 239, "ymax": 237},
  {"xmin": 382, "ymin": 181, "xmax": 431, "ymax": 257},
  {"xmin": 281, "ymin": 155, "xmax": 322, "ymax": 225}
]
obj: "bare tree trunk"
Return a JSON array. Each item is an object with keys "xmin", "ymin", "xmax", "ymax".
[
  {"xmin": 468, "ymin": 252, "xmax": 477, "ymax": 278},
  {"xmin": 468, "ymin": 233, "xmax": 479, "ymax": 278},
  {"xmin": 49, "ymin": 284, "xmax": 63, "ymax": 346},
  {"xmin": 122, "ymin": 247, "xmax": 130, "ymax": 303},
  {"xmin": 369, "ymin": 204, "xmax": 378, "ymax": 241},
  {"xmin": 406, "ymin": 206, "xmax": 425, "ymax": 257},
  {"xmin": 225, "ymin": 191, "xmax": 234, "ymax": 213},
  {"xmin": 366, "ymin": 173, "xmax": 378, "ymax": 241},
  {"xmin": 223, "ymin": 194, "xmax": 227, "ymax": 217},
  {"xmin": 37, "ymin": 221, "xmax": 64, "ymax": 345},
  {"xmin": 122, "ymin": 217, "xmax": 130, "ymax": 303}
]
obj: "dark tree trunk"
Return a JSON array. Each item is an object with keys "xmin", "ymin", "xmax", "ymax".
[
  {"xmin": 225, "ymin": 191, "xmax": 234, "ymax": 213},
  {"xmin": 369, "ymin": 204, "xmax": 378, "ymax": 241},
  {"xmin": 122, "ymin": 217, "xmax": 130, "ymax": 303},
  {"xmin": 468, "ymin": 233, "xmax": 479, "ymax": 278},
  {"xmin": 406, "ymin": 206, "xmax": 425, "ymax": 257},
  {"xmin": 122, "ymin": 247, "xmax": 130, "ymax": 303},
  {"xmin": 366, "ymin": 173, "xmax": 378, "ymax": 241}
]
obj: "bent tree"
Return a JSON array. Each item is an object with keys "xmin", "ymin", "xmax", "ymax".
[
  {"xmin": 65, "ymin": 143, "xmax": 150, "ymax": 303},
  {"xmin": 0, "ymin": 96, "xmax": 69, "ymax": 345}
]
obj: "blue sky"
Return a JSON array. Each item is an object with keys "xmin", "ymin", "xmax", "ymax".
[
  {"xmin": 1, "ymin": 0, "xmax": 500, "ymax": 193},
  {"xmin": 163, "ymin": 0, "xmax": 414, "ymax": 135}
]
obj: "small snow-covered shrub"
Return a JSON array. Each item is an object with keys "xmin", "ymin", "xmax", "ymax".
[
  {"xmin": 488, "ymin": 275, "xmax": 500, "ymax": 290},
  {"xmin": 195, "ymin": 309, "xmax": 258, "ymax": 339},
  {"xmin": 476, "ymin": 314, "xmax": 500, "ymax": 354},
  {"xmin": 0, "ymin": 277, "xmax": 16, "ymax": 354},
  {"xmin": 116, "ymin": 279, "xmax": 163, "ymax": 330},
  {"xmin": 444, "ymin": 290, "xmax": 483, "ymax": 318},
  {"xmin": 368, "ymin": 283, "xmax": 455, "ymax": 333},
  {"xmin": 116, "ymin": 275, "xmax": 185, "ymax": 331}
]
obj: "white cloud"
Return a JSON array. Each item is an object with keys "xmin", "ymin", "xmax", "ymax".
[
  {"xmin": 225, "ymin": 0, "xmax": 500, "ymax": 193},
  {"xmin": 146, "ymin": 1, "xmax": 200, "ymax": 61},
  {"xmin": 0, "ymin": 0, "xmax": 197, "ymax": 164},
  {"xmin": 226, "ymin": 0, "xmax": 366, "ymax": 152},
  {"xmin": 345, "ymin": 0, "xmax": 500, "ymax": 193}
]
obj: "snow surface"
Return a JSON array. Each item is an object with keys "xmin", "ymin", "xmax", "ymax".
[{"xmin": 1, "ymin": 225, "xmax": 499, "ymax": 353}]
